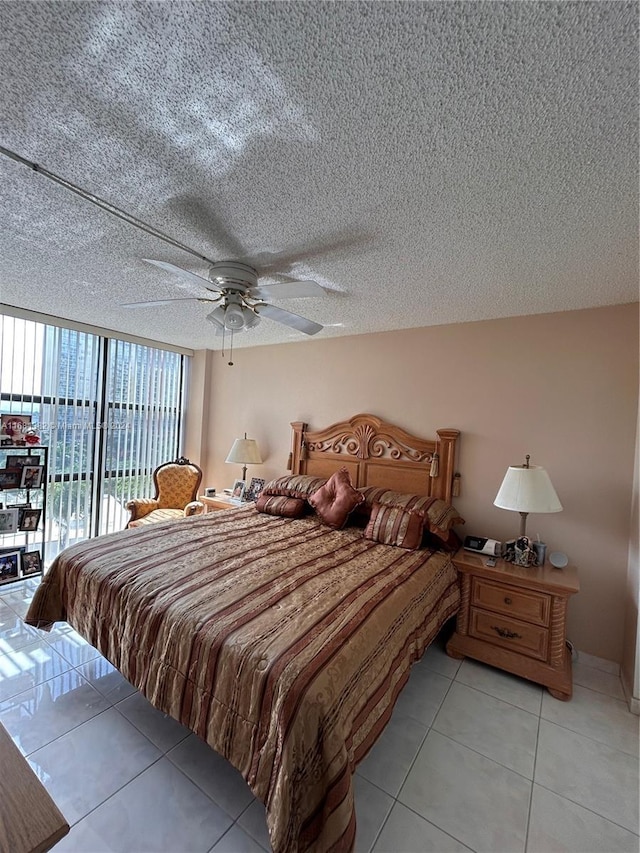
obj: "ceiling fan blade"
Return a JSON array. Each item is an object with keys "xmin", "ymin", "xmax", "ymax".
[
  {"xmin": 142, "ymin": 259, "xmax": 222, "ymax": 292},
  {"xmin": 123, "ymin": 297, "xmax": 218, "ymax": 308},
  {"xmin": 250, "ymin": 280, "xmax": 325, "ymax": 300},
  {"xmin": 257, "ymin": 303, "xmax": 323, "ymax": 336}
]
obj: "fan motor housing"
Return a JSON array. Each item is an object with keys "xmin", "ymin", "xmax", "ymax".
[{"xmin": 208, "ymin": 261, "xmax": 257, "ymax": 290}]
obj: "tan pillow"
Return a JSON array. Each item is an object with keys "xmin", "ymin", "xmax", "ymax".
[
  {"xmin": 262, "ymin": 474, "xmax": 328, "ymax": 499},
  {"xmin": 308, "ymin": 467, "xmax": 364, "ymax": 529},
  {"xmin": 255, "ymin": 494, "xmax": 306, "ymax": 518},
  {"xmin": 357, "ymin": 486, "xmax": 464, "ymax": 543},
  {"xmin": 363, "ymin": 502, "xmax": 425, "ymax": 550}
]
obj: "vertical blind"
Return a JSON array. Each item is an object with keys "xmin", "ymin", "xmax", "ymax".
[{"xmin": 0, "ymin": 314, "xmax": 187, "ymax": 562}]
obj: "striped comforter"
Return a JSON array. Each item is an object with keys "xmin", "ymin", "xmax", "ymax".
[{"xmin": 25, "ymin": 505, "xmax": 460, "ymax": 852}]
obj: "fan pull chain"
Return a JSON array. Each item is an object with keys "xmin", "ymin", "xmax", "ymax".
[{"xmin": 228, "ymin": 329, "xmax": 234, "ymax": 366}]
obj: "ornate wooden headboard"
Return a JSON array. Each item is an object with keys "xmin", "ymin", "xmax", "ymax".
[{"xmin": 290, "ymin": 413, "xmax": 460, "ymax": 504}]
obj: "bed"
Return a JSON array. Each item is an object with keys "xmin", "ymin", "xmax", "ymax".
[{"xmin": 25, "ymin": 414, "xmax": 462, "ymax": 853}]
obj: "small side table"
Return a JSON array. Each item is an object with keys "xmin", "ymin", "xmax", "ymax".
[
  {"xmin": 446, "ymin": 549, "xmax": 580, "ymax": 700},
  {"xmin": 199, "ymin": 494, "xmax": 243, "ymax": 513}
]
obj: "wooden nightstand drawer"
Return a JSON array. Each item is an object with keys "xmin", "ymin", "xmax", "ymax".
[
  {"xmin": 470, "ymin": 608, "xmax": 549, "ymax": 661},
  {"xmin": 472, "ymin": 578, "xmax": 550, "ymax": 626}
]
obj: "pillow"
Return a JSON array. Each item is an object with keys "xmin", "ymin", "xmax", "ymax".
[
  {"xmin": 262, "ymin": 474, "xmax": 328, "ymax": 500},
  {"xmin": 363, "ymin": 502, "xmax": 425, "ymax": 550},
  {"xmin": 255, "ymin": 493, "xmax": 306, "ymax": 519},
  {"xmin": 357, "ymin": 486, "xmax": 464, "ymax": 543},
  {"xmin": 308, "ymin": 467, "xmax": 364, "ymax": 529}
]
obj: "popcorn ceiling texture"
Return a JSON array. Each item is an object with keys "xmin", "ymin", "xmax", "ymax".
[{"xmin": 0, "ymin": 2, "xmax": 637, "ymax": 350}]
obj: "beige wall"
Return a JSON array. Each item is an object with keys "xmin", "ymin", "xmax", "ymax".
[
  {"xmin": 621, "ymin": 391, "xmax": 639, "ymax": 708},
  {"xmin": 186, "ymin": 303, "xmax": 639, "ymax": 663}
]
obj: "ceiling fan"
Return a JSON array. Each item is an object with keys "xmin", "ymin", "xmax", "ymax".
[{"xmin": 125, "ymin": 259, "xmax": 325, "ymax": 336}]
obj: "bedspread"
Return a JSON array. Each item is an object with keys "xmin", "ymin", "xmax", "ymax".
[{"xmin": 25, "ymin": 505, "xmax": 460, "ymax": 852}]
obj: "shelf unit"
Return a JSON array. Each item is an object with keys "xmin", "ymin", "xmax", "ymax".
[{"xmin": 0, "ymin": 445, "xmax": 48, "ymax": 586}]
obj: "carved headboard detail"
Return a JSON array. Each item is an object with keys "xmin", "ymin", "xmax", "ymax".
[{"xmin": 290, "ymin": 413, "xmax": 459, "ymax": 504}]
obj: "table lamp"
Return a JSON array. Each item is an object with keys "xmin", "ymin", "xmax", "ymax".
[
  {"xmin": 225, "ymin": 433, "xmax": 263, "ymax": 481},
  {"xmin": 494, "ymin": 454, "xmax": 562, "ymax": 538}
]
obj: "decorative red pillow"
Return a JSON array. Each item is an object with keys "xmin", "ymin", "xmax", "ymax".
[
  {"xmin": 308, "ymin": 467, "xmax": 364, "ymax": 529},
  {"xmin": 255, "ymin": 493, "xmax": 306, "ymax": 518},
  {"xmin": 364, "ymin": 502, "xmax": 425, "ymax": 550}
]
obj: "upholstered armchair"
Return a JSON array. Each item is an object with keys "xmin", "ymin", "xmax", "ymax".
[{"xmin": 126, "ymin": 457, "xmax": 205, "ymax": 529}]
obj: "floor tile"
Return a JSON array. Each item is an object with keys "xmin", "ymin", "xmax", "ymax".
[
  {"xmin": 76, "ymin": 657, "xmax": 137, "ymax": 704},
  {"xmin": 41, "ymin": 628, "xmax": 103, "ymax": 667},
  {"xmin": 433, "ymin": 681, "xmax": 539, "ymax": 778},
  {"xmin": 527, "ymin": 784, "xmax": 640, "ymax": 853},
  {"xmin": 28, "ymin": 707, "xmax": 161, "ymax": 825},
  {"xmin": 392, "ymin": 664, "xmax": 451, "ymax": 727},
  {"xmin": 0, "ymin": 637, "xmax": 73, "ymax": 702},
  {"xmin": 572, "ymin": 659, "xmax": 626, "ymax": 700},
  {"xmin": 353, "ymin": 774, "xmax": 394, "ymax": 853},
  {"xmin": 356, "ymin": 712, "xmax": 428, "ymax": 797},
  {"xmin": 535, "ymin": 720, "xmax": 639, "ymax": 834},
  {"xmin": 541, "ymin": 684, "xmax": 639, "ymax": 756},
  {"xmin": 44, "ymin": 817, "xmax": 112, "ymax": 853},
  {"xmin": 399, "ymin": 731, "xmax": 531, "ymax": 853},
  {"xmin": 114, "ymin": 690, "xmax": 191, "ymax": 752},
  {"xmin": 237, "ymin": 800, "xmax": 271, "ymax": 851},
  {"xmin": 210, "ymin": 824, "xmax": 268, "ymax": 853},
  {"xmin": 63, "ymin": 758, "xmax": 233, "ymax": 852},
  {"xmin": 0, "ymin": 610, "xmax": 41, "ymax": 654},
  {"xmin": 419, "ymin": 638, "xmax": 462, "ymax": 679},
  {"xmin": 455, "ymin": 657, "xmax": 543, "ymax": 714},
  {"xmin": 373, "ymin": 802, "xmax": 472, "ymax": 852},
  {"xmin": 0, "ymin": 669, "xmax": 110, "ymax": 755},
  {"xmin": 167, "ymin": 733, "xmax": 254, "ymax": 819}
]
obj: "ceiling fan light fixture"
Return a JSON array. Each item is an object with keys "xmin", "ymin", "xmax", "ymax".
[
  {"xmin": 206, "ymin": 306, "xmax": 226, "ymax": 329},
  {"xmin": 224, "ymin": 303, "xmax": 246, "ymax": 330}
]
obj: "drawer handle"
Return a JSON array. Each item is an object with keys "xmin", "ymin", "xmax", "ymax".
[
  {"xmin": 492, "ymin": 625, "xmax": 522, "ymax": 640},
  {"xmin": 504, "ymin": 596, "xmax": 512, "ymax": 605}
]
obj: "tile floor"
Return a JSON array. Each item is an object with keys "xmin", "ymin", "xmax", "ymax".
[{"xmin": 0, "ymin": 577, "xmax": 638, "ymax": 853}]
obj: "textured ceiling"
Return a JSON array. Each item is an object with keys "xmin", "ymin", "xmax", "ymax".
[{"xmin": 0, "ymin": 1, "xmax": 637, "ymax": 351}]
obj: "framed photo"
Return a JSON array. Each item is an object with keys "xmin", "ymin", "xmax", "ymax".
[
  {"xmin": 5, "ymin": 454, "xmax": 40, "ymax": 471},
  {"xmin": 0, "ymin": 551, "xmax": 20, "ymax": 584},
  {"xmin": 19, "ymin": 465, "xmax": 43, "ymax": 489},
  {"xmin": 18, "ymin": 507, "xmax": 42, "ymax": 532},
  {"xmin": 244, "ymin": 477, "xmax": 265, "ymax": 502},
  {"xmin": 0, "ymin": 414, "xmax": 32, "ymax": 445},
  {"xmin": 0, "ymin": 508, "xmax": 18, "ymax": 534},
  {"xmin": 21, "ymin": 550, "xmax": 42, "ymax": 577},
  {"xmin": 231, "ymin": 479, "xmax": 246, "ymax": 500},
  {"xmin": 0, "ymin": 470, "xmax": 20, "ymax": 490}
]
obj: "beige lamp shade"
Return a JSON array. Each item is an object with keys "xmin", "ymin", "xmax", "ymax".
[
  {"xmin": 494, "ymin": 462, "xmax": 562, "ymax": 537},
  {"xmin": 225, "ymin": 435, "xmax": 263, "ymax": 480}
]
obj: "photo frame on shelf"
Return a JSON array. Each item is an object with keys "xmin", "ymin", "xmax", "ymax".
[
  {"xmin": 0, "ymin": 551, "xmax": 20, "ymax": 584},
  {"xmin": 0, "ymin": 508, "xmax": 19, "ymax": 534},
  {"xmin": 231, "ymin": 479, "xmax": 246, "ymax": 501},
  {"xmin": 18, "ymin": 507, "xmax": 42, "ymax": 532},
  {"xmin": 0, "ymin": 414, "xmax": 32, "ymax": 446},
  {"xmin": 21, "ymin": 550, "xmax": 42, "ymax": 577},
  {"xmin": 0, "ymin": 470, "xmax": 21, "ymax": 490},
  {"xmin": 244, "ymin": 477, "xmax": 266, "ymax": 502},
  {"xmin": 19, "ymin": 465, "xmax": 43, "ymax": 489},
  {"xmin": 5, "ymin": 454, "xmax": 40, "ymax": 470}
]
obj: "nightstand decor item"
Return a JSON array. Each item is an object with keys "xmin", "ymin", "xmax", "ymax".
[
  {"xmin": 494, "ymin": 455, "xmax": 562, "ymax": 566},
  {"xmin": 225, "ymin": 433, "xmax": 263, "ymax": 481}
]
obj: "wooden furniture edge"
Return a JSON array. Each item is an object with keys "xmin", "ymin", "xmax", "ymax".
[{"xmin": 0, "ymin": 722, "xmax": 69, "ymax": 853}]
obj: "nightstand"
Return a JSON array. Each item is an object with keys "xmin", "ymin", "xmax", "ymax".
[
  {"xmin": 446, "ymin": 549, "xmax": 580, "ymax": 700},
  {"xmin": 199, "ymin": 494, "xmax": 243, "ymax": 512}
]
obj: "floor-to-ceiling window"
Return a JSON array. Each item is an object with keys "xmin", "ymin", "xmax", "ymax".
[{"xmin": 0, "ymin": 313, "xmax": 187, "ymax": 564}]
